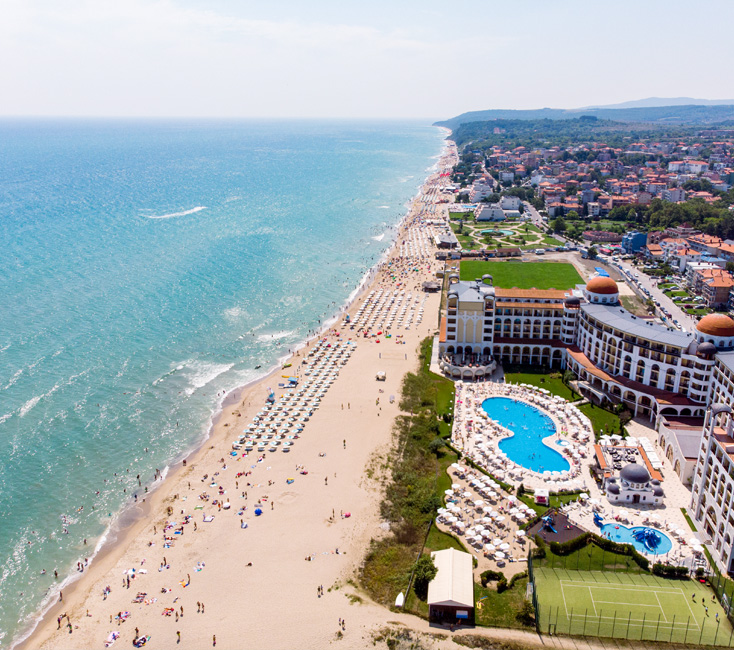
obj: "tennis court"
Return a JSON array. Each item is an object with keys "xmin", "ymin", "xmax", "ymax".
[{"xmin": 534, "ymin": 567, "xmax": 734, "ymax": 646}]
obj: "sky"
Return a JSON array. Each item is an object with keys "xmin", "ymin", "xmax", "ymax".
[{"xmin": 2, "ymin": 0, "xmax": 734, "ymax": 119}]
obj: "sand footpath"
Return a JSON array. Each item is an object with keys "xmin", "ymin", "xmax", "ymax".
[{"xmin": 24, "ymin": 145, "xmax": 462, "ymax": 650}]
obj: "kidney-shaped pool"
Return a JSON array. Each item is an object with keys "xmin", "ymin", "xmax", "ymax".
[{"xmin": 481, "ymin": 397, "xmax": 570, "ymax": 473}]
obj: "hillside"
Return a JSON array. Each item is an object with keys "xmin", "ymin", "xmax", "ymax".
[{"xmin": 435, "ymin": 104, "xmax": 734, "ymax": 131}]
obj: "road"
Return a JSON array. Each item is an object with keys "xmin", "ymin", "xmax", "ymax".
[
  {"xmin": 519, "ymin": 202, "xmax": 699, "ymax": 331},
  {"xmin": 613, "ymin": 259, "xmax": 699, "ymax": 332},
  {"xmin": 522, "ymin": 201, "xmax": 544, "ymax": 227}
]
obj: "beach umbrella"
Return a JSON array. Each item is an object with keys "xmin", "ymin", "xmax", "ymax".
[
  {"xmin": 484, "ymin": 543, "xmax": 496, "ymax": 552},
  {"xmin": 494, "ymin": 551, "xmax": 506, "ymax": 560},
  {"xmin": 496, "ymin": 516, "xmax": 506, "ymax": 523},
  {"xmin": 473, "ymin": 500, "xmax": 485, "ymax": 508},
  {"xmin": 689, "ymin": 537, "xmax": 701, "ymax": 546},
  {"xmin": 444, "ymin": 489, "xmax": 454, "ymax": 496},
  {"xmin": 499, "ymin": 543, "xmax": 510, "ymax": 551},
  {"xmin": 482, "ymin": 506, "xmax": 494, "ymax": 514},
  {"xmin": 462, "ymin": 492, "xmax": 472, "ymax": 499},
  {"xmin": 515, "ymin": 529, "xmax": 527, "ymax": 537},
  {"xmin": 675, "ymin": 529, "xmax": 686, "ymax": 537},
  {"xmin": 451, "ymin": 483, "xmax": 460, "ymax": 490},
  {"xmin": 493, "ymin": 538, "xmax": 503, "ymax": 546},
  {"xmin": 578, "ymin": 493, "xmax": 589, "ymax": 500}
]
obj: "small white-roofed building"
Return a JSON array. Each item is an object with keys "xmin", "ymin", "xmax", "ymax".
[
  {"xmin": 427, "ymin": 548, "xmax": 475, "ymax": 625},
  {"xmin": 604, "ymin": 463, "xmax": 664, "ymax": 505}
]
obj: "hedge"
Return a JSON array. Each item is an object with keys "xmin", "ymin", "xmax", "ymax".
[
  {"xmin": 536, "ymin": 531, "xmax": 650, "ymax": 571},
  {"xmin": 508, "ymin": 570, "xmax": 528, "ymax": 589},
  {"xmin": 652, "ymin": 563, "xmax": 690, "ymax": 579},
  {"xmin": 480, "ymin": 569, "xmax": 505, "ymax": 587},
  {"xmin": 549, "ymin": 532, "xmax": 591, "ymax": 556}
]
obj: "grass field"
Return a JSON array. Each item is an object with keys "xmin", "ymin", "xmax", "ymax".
[
  {"xmin": 503, "ymin": 369, "xmax": 579, "ymax": 401},
  {"xmin": 577, "ymin": 402, "xmax": 623, "ymax": 437},
  {"xmin": 535, "ymin": 568, "xmax": 734, "ymax": 645},
  {"xmin": 460, "ymin": 261, "xmax": 582, "ymax": 290}
]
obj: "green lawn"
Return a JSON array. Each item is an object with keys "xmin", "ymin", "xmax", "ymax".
[
  {"xmin": 519, "ymin": 491, "xmax": 581, "ymax": 516},
  {"xmin": 535, "ymin": 568, "xmax": 732, "ymax": 645},
  {"xmin": 475, "ymin": 578, "xmax": 531, "ymax": 629},
  {"xmin": 686, "ymin": 307, "xmax": 713, "ymax": 316},
  {"xmin": 504, "ymin": 370, "xmax": 580, "ymax": 401},
  {"xmin": 577, "ymin": 403, "xmax": 623, "ymax": 437},
  {"xmin": 542, "ymin": 237, "xmax": 563, "ymax": 246},
  {"xmin": 460, "ymin": 261, "xmax": 582, "ymax": 290}
]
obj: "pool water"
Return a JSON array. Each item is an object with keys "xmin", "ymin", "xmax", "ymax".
[
  {"xmin": 482, "ymin": 397, "xmax": 570, "ymax": 473},
  {"xmin": 600, "ymin": 524, "xmax": 673, "ymax": 555},
  {"xmin": 481, "ymin": 229, "xmax": 514, "ymax": 236}
]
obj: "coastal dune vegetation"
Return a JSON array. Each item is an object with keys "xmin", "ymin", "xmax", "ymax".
[{"xmin": 359, "ymin": 339, "xmax": 457, "ymax": 605}]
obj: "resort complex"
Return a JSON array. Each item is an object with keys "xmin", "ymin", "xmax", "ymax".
[
  {"xmin": 439, "ymin": 271, "xmax": 734, "ymax": 422},
  {"xmin": 430, "ymin": 257, "xmax": 734, "ymax": 644}
]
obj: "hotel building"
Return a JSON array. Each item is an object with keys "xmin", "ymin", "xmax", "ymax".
[{"xmin": 438, "ymin": 271, "xmax": 734, "ymax": 573}]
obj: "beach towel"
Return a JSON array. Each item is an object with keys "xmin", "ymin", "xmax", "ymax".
[
  {"xmin": 133, "ymin": 635, "xmax": 150, "ymax": 648},
  {"xmin": 203, "ymin": 515, "xmax": 214, "ymax": 522},
  {"xmin": 104, "ymin": 631, "xmax": 120, "ymax": 647}
]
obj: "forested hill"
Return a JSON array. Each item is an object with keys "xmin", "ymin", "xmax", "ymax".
[
  {"xmin": 447, "ymin": 118, "xmax": 700, "ymax": 150},
  {"xmin": 435, "ymin": 104, "xmax": 734, "ymax": 131}
]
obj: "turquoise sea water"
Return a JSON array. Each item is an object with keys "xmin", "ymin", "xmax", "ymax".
[
  {"xmin": 0, "ymin": 119, "xmax": 444, "ymax": 646},
  {"xmin": 482, "ymin": 397, "xmax": 570, "ymax": 472}
]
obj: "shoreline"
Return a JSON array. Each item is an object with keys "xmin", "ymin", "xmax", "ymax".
[{"xmin": 19, "ymin": 136, "xmax": 458, "ymax": 650}]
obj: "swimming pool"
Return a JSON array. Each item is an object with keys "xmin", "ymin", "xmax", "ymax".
[
  {"xmin": 482, "ymin": 397, "xmax": 570, "ymax": 473},
  {"xmin": 481, "ymin": 229, "xmax": 514, "ymax": 237},
  {"xmin": 600, "ymin": 524, "xmax": 672, "ymax": 555}
]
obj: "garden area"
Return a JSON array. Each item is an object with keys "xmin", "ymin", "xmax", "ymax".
[
  {"xmin": 577, "ymin": 402, "xmax": 624, "ymax": 438},
  {"xmin": 503, "ymin": 368, "xmax": 580, "ymax": 402},
  {"xmin": 459, "ymin": 261, "xmax": 582, "ymax": 290},
  {"xmin": 448, "ymin": 212, "xmax": 562, "ymax": 251}
]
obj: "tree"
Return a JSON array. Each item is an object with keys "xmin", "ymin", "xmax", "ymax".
[
  {"xmin": 726, "ymin": 261, "xmax": 734, "ymax": 274},
  {"xmin": 551, "ymin": 217, "xmax": 567, "ymax": 234},
  {"xmin": 587, "ymin": 246, "xmax": 598, "ymax": 260},
  {"xmin": 412, "ymin": 554, "xmax": 438, "ymax": 600},
  {"xmin": 566, "ymin": 210, "xmax": 579, "ymax": 220}
]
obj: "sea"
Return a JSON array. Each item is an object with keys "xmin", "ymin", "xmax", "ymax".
[{"xmin": 0, "ymin": 118, "xmax": 444, "ymax": 646}]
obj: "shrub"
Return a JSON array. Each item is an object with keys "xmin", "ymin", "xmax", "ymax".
[
  {"xmin": 516, "ymin": 599, "xmax": 536, "ymax": 626},
  {"xmin": 480, "ymin": 569, "xmax": 505, "ymax": 587},
  {"xmin": 508, "ymin": 571, "xmax": 528, "ymax": 589},
  {"xmin": 496, "ymin": 576, "xmax": 509, "ymax": 593},
  {"xmin": 652, "ymin": 563, "xmax": 690, "ymax": 579},
  {"xmin": 549, "ymin": 532, "xmax": 591, "ymax": 556},
  {"xmin": 412, "ymin": 554, "xmax": 438, "ymax": 600}
]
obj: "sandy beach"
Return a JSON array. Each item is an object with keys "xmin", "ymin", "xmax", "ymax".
[{"xmin": 23, "ymin": 142, "xmax": 466, "ymax": 650}]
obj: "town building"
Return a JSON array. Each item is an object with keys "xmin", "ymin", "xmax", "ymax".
[
  {"xmin": 475, "ymin": 205, "xmax": 506, "ymax": 222},
  {"xmin": 621, "ymin": 231, "xmax": 647, "ymax": 253}
]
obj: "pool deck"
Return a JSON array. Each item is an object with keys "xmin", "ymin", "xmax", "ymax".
[{"xmin": 448, "ymin": 379, "xmax": 704, "ymax": 571}]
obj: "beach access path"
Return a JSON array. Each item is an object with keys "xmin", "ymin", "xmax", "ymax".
[{"xmin": 26, "ymin": 147, "xmax": 462, "ymax": 650}]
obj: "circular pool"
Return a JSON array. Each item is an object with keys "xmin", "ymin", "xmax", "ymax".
[
  {"xmin": 481, "ymin": 229, "xmax": 514, "ymax": 237},
  {"xmin": 482, "ymin": 397, "xmax": 569, "ymax": 473},
  {"xmin": 600, "ymin": 524, "xmax": 672, "ymax": 555}
]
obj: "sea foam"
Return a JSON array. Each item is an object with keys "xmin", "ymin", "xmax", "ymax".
[{"xmin": 144, "ymin": 206, "xmax": 207, "ymax": 219}]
